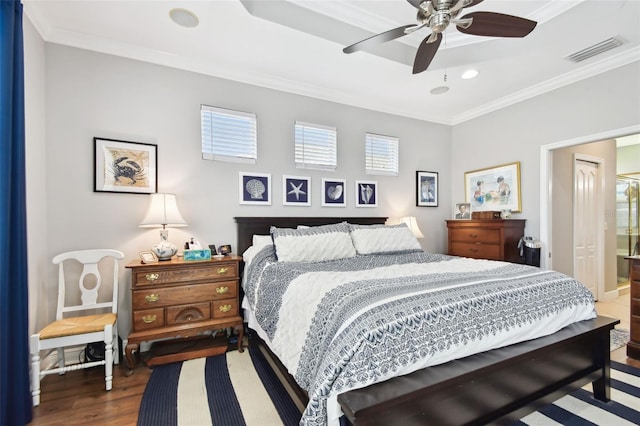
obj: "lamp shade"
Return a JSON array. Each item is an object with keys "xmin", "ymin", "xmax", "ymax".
[
  {"xmin": 139, "ymin": 193, "xmax": 187, "ymax": 228},
  {"xmin": 401, "ymin": 216, "xmax": 424, "ymax": 239}
]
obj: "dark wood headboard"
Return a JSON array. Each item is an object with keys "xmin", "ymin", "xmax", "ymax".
[{"xmin": 234, "ymin": 217, "xmax": 388, "ymax": 256}]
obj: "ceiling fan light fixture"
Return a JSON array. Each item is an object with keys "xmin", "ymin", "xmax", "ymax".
[
  {"xmin": 462, "ymin": 69, "xmax": 479, "ymax": 79},
  {"xmin": 430, "ymin": 86, "xmax": 449, "ymax": 95},
  {"xmin": 169, "ymin": 8, "xmax": 199, "ymax": 28}
]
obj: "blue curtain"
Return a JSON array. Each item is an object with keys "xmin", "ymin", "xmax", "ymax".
[{"xmin": 0, "ymin": 0, "xmax": 32, "ymax": 424}]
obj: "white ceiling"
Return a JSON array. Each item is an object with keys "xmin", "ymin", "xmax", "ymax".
[{"xmin": 23, "ymin": 0, "xmax": 640, "ymax": 125}]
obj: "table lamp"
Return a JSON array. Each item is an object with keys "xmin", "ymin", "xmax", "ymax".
[
  {"xmin": 401, "ymin": 216, "xmax": 424, "ymax": 239},
  {"xmin": 139, "ymin": 193, "xmax": 187, "ymax": 260}
]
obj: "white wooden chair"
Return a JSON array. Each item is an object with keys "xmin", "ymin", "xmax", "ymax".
[{"xmin": 30, "ymin": 249, "xmax": 124, "ymax": 406}]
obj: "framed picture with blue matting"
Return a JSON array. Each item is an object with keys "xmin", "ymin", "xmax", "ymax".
[
  {"xmin": 321, "ymin": 178, "xmax": 346, "ymax": 207},
  {"xmin": 239, "ymin": 172, "xmax": 271, "ymax": 205},
  {"xmin": 283, "ymin": 175, "xmax": 311, "ymax": 206},
  {"xmin": 355, "ymin": 180, "xmax": 378, "ymax": 207}
]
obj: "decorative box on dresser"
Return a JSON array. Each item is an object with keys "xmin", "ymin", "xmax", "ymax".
[
  {"xmin": 625, "ymin": 256, "xmax": 640, "ymax": 360},
  {"xmin": 446, "ymin": 219, "xmax": 526, "ymax": 263},
  {"xmin": 124, "ymin": 255, "xmax": 243, "ymax": 374}
]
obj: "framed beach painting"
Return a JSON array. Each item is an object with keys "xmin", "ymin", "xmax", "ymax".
[{"xmin": 464, "ymin": 161, "xmax": 521, "ymax": 212}]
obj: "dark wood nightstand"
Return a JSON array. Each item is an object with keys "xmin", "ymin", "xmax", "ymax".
[{"xmin": 124, "ymin": 255, "xmax": 243, "ymax": 374}]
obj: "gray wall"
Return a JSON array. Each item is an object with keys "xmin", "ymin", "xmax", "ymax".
[
  {"xmin": 24, "ymin": 15, "xmax": 48, "ymax": 334},
  {"xmin": 618, "ymin": 144, "xmax": 640, "ymax": 174},
  {"xmin": 551, "ymin": 139, "xmax": 617, "ymax": 293},
  {"xmin": 452, "ymin": 62, "xmax": 640, "ymax": 271},
  {"xmin": 37, "ymin": 43, "xmax": 451, "ymax": 335}
]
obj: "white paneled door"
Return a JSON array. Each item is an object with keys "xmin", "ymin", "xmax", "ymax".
[{"xmin": 574, "ymin": 158, "xmax": 601, "ymax": 299}]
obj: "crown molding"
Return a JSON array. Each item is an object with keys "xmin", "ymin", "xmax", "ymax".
[{"xmin": 452, "ymin": 46, "xmax": 640, "ymax": 125}]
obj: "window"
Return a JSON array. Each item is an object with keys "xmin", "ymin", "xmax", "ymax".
[
  {"xmin": 365, "ymin": 133, "xmax": 399, "ymax": 176},
  {"xmin": 201, "ymin": 105, "xmax": 257, "ymax": 163},
  {"xmin": 294, "ymin": 121, "xmax": 337, "ymax": 171}
]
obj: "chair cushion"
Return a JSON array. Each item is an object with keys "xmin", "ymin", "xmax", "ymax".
[{"xmin": 39, "ymin": 313, "xmax": 117, "ymax": 339}]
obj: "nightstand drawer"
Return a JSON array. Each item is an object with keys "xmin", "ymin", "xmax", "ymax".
[
  {"xmin": 133, "ymin": 281, "xmax": 237, "ymax": 308},
  {"xmin": 450, "ymin": 242, "xmax": 501, "ymax": 260},
  {"xmin": 212, "ymin": 300, "xmax": 238, "ymax": 318},
  {"xmin": 133, "ymin": 308, "xmax": 165, "ymax": 330},
  {"xmin": 166, "ymin": 302, "xmax": 211, "ymax": 325},
  {"xmin": 449, "ymin": 228, "xmax": 500, "ymax": 244},
  {"xmin": 133, "ymin": 263, "xmax": 238, "ymax": 285}
]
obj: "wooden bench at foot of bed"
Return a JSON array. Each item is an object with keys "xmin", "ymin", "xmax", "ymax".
[{"xmin": 338, "ymin": 315, "xmax": 619, "ymax": 426}]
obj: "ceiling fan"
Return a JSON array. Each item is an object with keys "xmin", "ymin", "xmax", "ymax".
[{"xmin": 343, "ymin": 0, "xmax": 537, "ymax": 74}]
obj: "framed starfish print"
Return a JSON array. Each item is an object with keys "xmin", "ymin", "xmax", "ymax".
[{"xmin": 282, "ymin": 175, "xmax": 311, "ymax": 206}]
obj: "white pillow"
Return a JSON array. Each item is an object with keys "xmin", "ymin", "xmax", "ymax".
[
  {"xmin": 252, "ymin": 234, "xmax": 273, "ymax": 249},
  {"xmin": 242, "ymin": 235, "xmax": 273, "ymax": 267},
  {"xmin": 348, "ymin": 223, "xmax": 421, "ymax": 255},
  {"xmin": 271, "ymin": 222, "xmax": 356, "ymax": 262}
]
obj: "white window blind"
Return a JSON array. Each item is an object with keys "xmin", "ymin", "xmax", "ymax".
[
  {"xmin": 365, "ymin": 133, "xmax": 399, "ymax": 176},
  {"xmin": 295, "ymin": 121, "xmax": 337, "ymax": 171},
  {"xmin": 201, "ymin": 105, "xmax": 257, "ymax": 163}
]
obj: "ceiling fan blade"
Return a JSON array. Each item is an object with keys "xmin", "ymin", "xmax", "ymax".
[
  {"xmin": 457, "ymin": 12, "xmax": 537, "ymax": 37},
  {"xmin": 407, "ymin": 0, "xmax": 424, "ymax": 9},
  {"xmin": 344, "ymin": 25, "xmax": 417, "ymax": 54},
  {"xmin": 413, "ymin": 32, "xmax": 442, "ymax": 74}
]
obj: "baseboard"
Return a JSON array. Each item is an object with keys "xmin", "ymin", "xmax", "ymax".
[
  {"xmin": 599, "ymin": 288, "xmax": 619, "ymax": 302},
  {"xmin": 40, "ymin": 338, "xmax": 123, "ymax": 370},
  {"xmin": 41, "ymin": 346, "xmax": 86, "ymax": 370}
]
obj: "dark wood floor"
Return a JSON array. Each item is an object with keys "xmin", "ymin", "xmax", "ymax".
[
  {"xmin": 26, "ymin": 346, "xmax": 640, "ymax": 425},
  {"xmin": 28, "ymin": 361, "xmax": 151, "ymax": 426}
]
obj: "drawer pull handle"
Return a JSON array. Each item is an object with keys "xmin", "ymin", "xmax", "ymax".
[
  {"xmin": 219, "ymin": 304, "xmax": 232, "ymax": 313},
  {"xmin": 469, "ymin": 234, "xmax": 478, "ymax": 238},
  {"xmin": 216, "ymin": 286, "xmax": 229, "ymax": 294},
  {"xmin": 145, "ymin": 273, "xmax": 159, "ymax": 282},
  {"xmin": 469, "ymin": 248, "xmax": 478, "ymax": 253},
  {"xmin": 142, "ymin": 315, "xmax": 157, "ymax": 324},
  {"xmin": 145, "ymin": 294, "xmax": 159, "ymax": 303},
  {"xmin": 217, "ymin": 267, "xmax": 229, "ymax": 275}
]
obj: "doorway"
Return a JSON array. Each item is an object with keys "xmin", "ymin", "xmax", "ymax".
[
  {"xmin": 541, "ymin": 125, "xmax": 640, "ymax": 301},
  {"xmin": 616, "ymin": 174, "xmax": 640, "ymax": 286}
]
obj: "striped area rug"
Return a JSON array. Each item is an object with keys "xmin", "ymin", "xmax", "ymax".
[{"xmin": 138, "ymin": 348, "xmax": 640, "ymax": 426}]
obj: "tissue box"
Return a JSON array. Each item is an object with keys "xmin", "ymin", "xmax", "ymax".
[{"xmin": 183, "ymin": 249, "xmax": 212, "ymax": 261}]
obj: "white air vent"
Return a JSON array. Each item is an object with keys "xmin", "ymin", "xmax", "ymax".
[{"xmin": 565, "ymin": 37, "xmax": 623, "ymax": 63}]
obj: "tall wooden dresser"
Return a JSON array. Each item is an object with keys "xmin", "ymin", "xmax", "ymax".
[
  {"xmin": 625, "ymin": 256, "xmax": 640, "ymax": 360},
  {"xmin": 124, "ymin": 255, "xmax": 243, "ymax": 374},
  {"xmin": 446, "ymin": 219, "xmax": 526, "ymax": 263}
]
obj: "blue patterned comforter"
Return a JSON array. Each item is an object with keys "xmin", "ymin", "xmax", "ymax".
[{"xmin": 242, "ymin": 247, "xmax": 596, "ymax": 426}]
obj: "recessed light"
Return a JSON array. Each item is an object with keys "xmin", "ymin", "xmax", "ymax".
[
  {"xmin": 169, "ymin": 8, "xmax": 199, "ymax": 28},
  {"xmin": 462, "ymin": 69, "xmax": 479, "ymax": 79},
  {"xmin": 430, "ymin": 86, "xmax": 449, "ymax": 95}
]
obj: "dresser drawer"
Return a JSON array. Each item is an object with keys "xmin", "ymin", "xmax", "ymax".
[
  {"xmin": 166, "ymin": 302, "xmax": 211, "ymax": 325},
  {"xmin": 133, "ymin": 262, "xmax": 238, "ymax": 285},
  {"xmin": 212, "ymin": 299, "xmax": 238, "ymax": 318},
  {"xmin": 133, "ymin": 308, "xmax": 165, "ymax": 331},
  {"xmin": 132, "ymin": 281, "xmax": 237, "ymax": 308},
  {"xmin": 449, "ymin": 228, "xmax": 501, "ymax": 244},
  {"xmin": 450, "ymin": 242, "xmax": 501, "ymax": 260}
]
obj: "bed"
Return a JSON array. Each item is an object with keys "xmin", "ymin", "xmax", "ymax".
[{"xmin": 235, "ymin": 216, "xmax": 619, "ymax": 426}]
